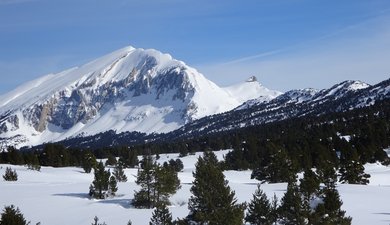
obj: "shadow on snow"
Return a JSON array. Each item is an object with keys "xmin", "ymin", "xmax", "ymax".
[{"xmin": 53, "ymin": 193, "xmax": 134, "ymax": 209}]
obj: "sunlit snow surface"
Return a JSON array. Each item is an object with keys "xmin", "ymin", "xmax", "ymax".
[
  {"xmin": 1, "ymin": 150, "xmax": 389, "ymax": 225},
  {"xmin": 0, "ymin": 46, "xmax": 281, "ymax": 149}
]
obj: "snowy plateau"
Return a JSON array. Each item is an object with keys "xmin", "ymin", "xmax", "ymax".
[
  {"xmin": 1, "ymin": 150, "xmax": 390, "ymax": 225},
  {"xmin": 0, "ymin": 46, "xmax": 280, "ymax": 149}
]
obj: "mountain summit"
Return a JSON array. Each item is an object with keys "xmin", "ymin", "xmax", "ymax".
[{"xmin": 0, "ymin": 46, "xmax": 280, "ymax": 148}]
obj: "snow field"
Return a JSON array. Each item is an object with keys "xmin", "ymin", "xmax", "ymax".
[{"xmin": 1, "ymin": 150, "xmax": 390, "ymax": 225}]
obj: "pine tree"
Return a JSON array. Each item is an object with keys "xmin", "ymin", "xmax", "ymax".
[
  {"xmin": 133, "ymin": 155, "xmax": 156, "ymax": 208},
  {"xmin": 105, "ymin": 155, "xmax": 117, "ymax": 166},
  {"xmin": 245, "ymin": 184, "xmax": 274, "ymax": 225},
  {"xmin": 278, "ymin": 181, "xmax": 307, "ymax": 225},
  {"xmin": 251, "ymin": 146, "xmax": 296, "ymax": 183},
  {"xmin": 118, "ymin": 148, "xmax": 138, "ymax": 168},
  {"xmin": 26, "ymin": 153, "xmax": 41, "ymax": 171},
  {"xmin": 299, "ymin": 168, "xmax": 321, "ymax": 224},
  {"xmin": 299, "ymin": 168, "xmax": 320, "ymax": 203},
  {"xmin": 270, "ymin": 193, "xmax": 279, "ymax": 224},
  {"xmin": 317, "ymin": 161, "xmax": 338, "ymax": 189},
  {"xmin": 108, "ymin": 175, "xmax": 118, "ymax": 197},
  {"xmin": 113, "ymin": 163, "xmax": 127, "ymax": 182},
  {"xmin": 149, "ymin": 203, "xmax": 173, "ymax": 225},
  {"xmin": 5, "ymin": 146, "xmax": 24, "ymax": 165},
  {"xmin": 3, "ymin": 167, "xmax": 18, "ymax": 181},
  {"xmin": 82, "ymin": 152, "xmax": 97, "ymax": 173},
  {"xmin": 167, "ymin": 159, "xmax": 184, "ymax": 172},
  {"xmin": 312, "ymin": 187, "xmax": 352, "ymax": 225},
  {"xmin": 339, "ymin": 152, "xmax": 370, "ymax": 184},
  {"xmin": 89, "ymin": 161, "xmax": 111, "ymax": 199},
  {"xmin": 0, "ymin": 205, "xmax": 29, "ymax": 225},
  {"xmin": 224, "ymin": 145, "xmax": 249, "ymax": 170},
  {"xmin": 312, "ymin": 163, "xmax": 352, "ymax": 225},
  {"xmin": 155, "ymin": 164, "xmax": 181, "ymax": 205},
  {"xmin": 188, "ymin": 151, "xmax": 244, "ymax": 225},
  {"xmin": 133, "ymin": 155, "xmax": 181, "ymax": 208}
]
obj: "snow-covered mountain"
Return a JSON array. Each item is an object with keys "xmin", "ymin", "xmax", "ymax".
[
  {"xmin": 0, "ymin": 46, "xmax": 280, "ymax": 148},
  {"xmin": 164, "ymin": 78, "xmax": 390, "ymax": 140},
  {"xmin": 223, "ymin": 76, "xmax": 282, "ymax": 105}
]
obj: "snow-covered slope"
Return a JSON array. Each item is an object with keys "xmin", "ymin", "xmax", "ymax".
[
  {"xmin": 1, "ymin": 150, "xmax": 390, "ymax": 225},
  {"xmin": 0, "ymin": 46, "xmax": 277, "ymax": 148},
  {"xmin": 223, "ymin": 76, "xmax": 281, "ymax": 104}
]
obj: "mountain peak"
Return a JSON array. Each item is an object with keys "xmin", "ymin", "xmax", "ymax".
[
  {"xmin": 0, "ymin": 45, "xmax": 259, "ymax": 149},
  {"xmin": 340, "ymin": 80, "xmax": 370, "ymax": 91},
  {"xmin": 224, "ymin": 77, "xmax": 282, "ymax": 109},
  {"xmin": 246, "ymin": 76, "xmax": 258, "ymax": 82}
]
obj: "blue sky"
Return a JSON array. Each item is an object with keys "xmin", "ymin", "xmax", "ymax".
[{"xmin": 1, "ymin": 0, "xmax": 390, "ymax": 93}]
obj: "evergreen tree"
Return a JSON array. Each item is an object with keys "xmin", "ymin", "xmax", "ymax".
[
  {"xmin": 127, "ymin": 220, "xmax": 132, "ymax": 225},
  {"xmin": 313, "ymin": 165, "xmax": 352, "ymax": 225},
  {"xmin": 89, "ymin": 161, "xmax": 111, "ymax": 199},
  {"xmin": 314, "ymin": 187, "xmax": 352, "ymax": 225},
  {"xmin": 133, "ymin": 155, "xmax": 181, "ymax": 208},
  {"xmin": 224, "ymin": 145, "xmax": 248, "ymax": 170},
  {"xmin": 245, "ymin": 184, "xmax": 274, "ymax": 225},
  {"xmin": 188, "ymin": 151, "xmax": 244, "ymax": 225},
  {"xmin": 278, "ymin": 181, "xmax": 307, "ymax": 225},
  {"xmin": 40, "ymin": 144, "xmax": 68, "ymax": 167},
  {"xmin": 113, "ymin": 163, "xmax": 128, "ymax": 182},
  {"xmin": 299, "ymin": 168, "xmax": 320, "ymax": 203},
  {"xmin": 5, "ymin": 146, "xmax": 24, "ymax": 165},
  {"xmin": 105, "ymin": 155, "xmax": 117, "ymax": 166},
  {"xmin": 155, "ymin": 164, "xmax": 181, "ymax": 204},
  {"xmin": 3, "ymin": 167, "xmax": 18, "ymax": 181},
  {"xmin": 26, "ymin": 154, "xmax": 41, "ymax": 171},
  {"xmin": 149, "ymin": 203, "xmax": 173, "ymax": 225},
  {"xmin": 82, "ymin": 152, "xmax": 97, "ymax": 173},
  {"xmin": 299, "ymin": 168, "xmax": 320, "ymax": 224},
  {"xmin": 339, "ymin": 149, "xmax": 370, "ymax": 184},
  {"xmin": 118, "ymin": 148, "xmax": 138, "ymax": 168},
  {"xmin": 108, "ymin": 175, "xmax": 118, "ymax": 197},
  {"xmin": 270, "ymin": 193, "xmax": 279, "ymax": 224},
  {"xmin": 133, "ymin": 155, "xmax": 156, "ymax": 208},
  {"xmin": 167, "ymin": 159, "xmax": 184, "ymax": 172},
  {"xmin": 317, "ymin": 161, "xmax": 338, "ymax": 189},
  {"xmin": 0, "ymin": 205, "xmax": 30, "ymax": 225},
  {"xmin": 251, "ymin": 145, "xmax": 296, "ymax": 183}
]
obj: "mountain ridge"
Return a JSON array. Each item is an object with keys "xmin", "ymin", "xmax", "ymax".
[
  {"xmin": 160, "ymin": 78, "xmax": 390, "ymax": 141},
  {"xmin": 0, "ymin": 46, "xmax": 280, "ymax": 149}
]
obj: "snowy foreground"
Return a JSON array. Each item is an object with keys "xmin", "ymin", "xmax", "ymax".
[{"xmin": 1, "ymin": 150, "xmax": 390, "ymax": 225}]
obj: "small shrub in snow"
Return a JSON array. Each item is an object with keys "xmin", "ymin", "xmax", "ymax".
[
  {"xmin": 27, "ymin": 163, "xmax": 41, "ymax": 172},
  {"xmin": 91, "ymin": 216, "xmax": 107, "ymax": 225},
  {"xmin": 3, "ymin": 167, "xmax": 18, "ymax": 181}
]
